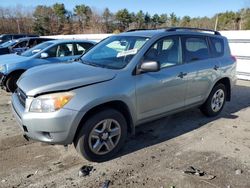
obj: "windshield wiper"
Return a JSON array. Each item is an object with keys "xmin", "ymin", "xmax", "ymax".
[
  {"xmin": 78, "ymin": 59, "xmax": 101, "ymax": 67},
  {"xmin": 77, "ymin": 58, "xmax": 115, "ymax": 69}
]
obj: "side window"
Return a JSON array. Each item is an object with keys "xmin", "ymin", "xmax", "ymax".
[
  {"xmin": 3, "ymin": 35, "xmax": 12, "ymax": 41},
  {"xmin": 210, "ymin": 37, "xmax": 224, "ymax": 57},
  {"xmin": 144, "ymin": 36, "xmax": 181, "ymax": 69},
  {"xmin": 75, "ymin": 43, "xmax": 93, "ymax": 55},
  {"xmin": 46, "ymin": 45, "xmax": 58, "ymax": 57},
  {"xmin": 183, "ymin": 36, "xmax": 210, "ymax": 62},
  {"xmin": 45, "ymin": 43, "xmax": 73, "ymax": 57},
  {"xmin": 28, "ymin": 39, "xmax": 38, "ymax": 48},
  {"xmin": 13, "ymin": 41, "xmax": 28, "ymax": 48}
]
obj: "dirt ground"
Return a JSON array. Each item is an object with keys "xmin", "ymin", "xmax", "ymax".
[{"xmin": 0, "ymin": 80, "xmax": 250, "ymax": 188}]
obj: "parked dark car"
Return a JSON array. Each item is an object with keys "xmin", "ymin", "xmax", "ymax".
[
  {"xmin": 0, "ymin": 34, "xmax": 39, "ymax": 44},
  {"xmin": 0, "ymin": 37, "xmax": 54, "ymax": 55}
]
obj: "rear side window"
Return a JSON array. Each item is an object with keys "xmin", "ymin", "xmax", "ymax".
[
  {"xmin": 210, "ymin": 37, "xmax": 224, "ymax": 57},
  {"xmin": 183, "ymin": 36, "xmax": 210, "ymax": 62},
  {"xmin": 74, "ymin": 43, "xmax": 94, "ymax": 55}
]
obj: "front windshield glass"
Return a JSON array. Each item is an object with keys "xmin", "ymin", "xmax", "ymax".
[
  {"xmin": 20, "ymin": 42, "xmax": 53, "ymax": 57},
  {"xmin": 81, "ymin": 36, "xmax": 149, "ymax": 69},
  {"xmin": 0, "ymin": 40, "xmax": 16, "ymax": 48}
]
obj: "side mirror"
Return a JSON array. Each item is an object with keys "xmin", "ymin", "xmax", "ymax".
[
  {"xmin": 138, "ymin": 61, "xmax": 160, "ymax": 73},
  {"xmin": 40, "ymin": 52, "xmax": 49, "ymax": 59}
]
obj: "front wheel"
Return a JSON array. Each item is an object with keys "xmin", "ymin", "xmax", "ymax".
[
  {"xmin": 74, "ymin": 109, "xmax": 127, "ymax": 162},
  {"xmin": 200, "ymin": 83, "xmax": 226, "ymax": 117}
]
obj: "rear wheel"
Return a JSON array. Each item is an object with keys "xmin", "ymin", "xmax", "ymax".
[
  {"xmin": 200, "ymin": 83, "xmax": 226, "ymax": 117},
  {"xmin": 6, "ymin": 73, "xmax": 22, "ymax": 92},
  {"xmin": 74, "ymin": 109, "xmax": 127, "ymax": 162}
]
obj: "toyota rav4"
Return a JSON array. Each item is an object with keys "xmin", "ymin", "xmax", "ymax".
[{"xmin": 11, "ymin": 27, "xmax": 236, "ymax": 162}]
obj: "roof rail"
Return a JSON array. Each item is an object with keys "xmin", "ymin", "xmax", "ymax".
[
  {"xmin": 166, "ymin": 27, "xmax": 221, "ymax": 35},
  {"xmin": 126, "ymin": 28, "xmax": 150, "ymax": 32}
]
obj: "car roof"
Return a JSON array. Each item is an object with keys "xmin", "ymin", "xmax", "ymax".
[
  {"xmin": 118, "ymin": 29, "xmax": 165, "ymax": 38},
  {"xmin": 47, "ymin": 39, "xmax": 96, "ymax": 44},
  {"xmin": 117, "ymin": 27, "xmax": 222, "ymax": 38},
  {"xmin": 16, "ymin": 37, "xmax": 53, "ymax": 41}
]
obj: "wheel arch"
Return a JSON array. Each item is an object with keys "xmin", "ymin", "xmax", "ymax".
[
  {"xmin": 213, "ymin": 77, "xmax": 231, "ymax": 101},
  {"xmin": 3, "ymin": 69, "xmax": 26, "ymax": 86},
  {"xmin": 73, "ymin": 100, "xmax": 135, "ymax": 142}
]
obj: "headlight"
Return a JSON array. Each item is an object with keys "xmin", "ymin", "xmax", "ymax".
[
  {"xmin": 0, "ymin": 65, "xmax": 6, "ymax": 73},
  {"xmin": 29, "ymin": 92, "xmax": 74, "ymax": 113}
]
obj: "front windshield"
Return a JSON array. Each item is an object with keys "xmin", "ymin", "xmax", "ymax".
[
  {"xmin": 81, "ymin": 36, "xmax": 149, "ymax": 69},
  {"xmin": 20, "ymin": 42, "xmax": 53, "ymax": 57},
  {"xmin": 0, "ymin": 40, "xmax": 16, "ymax": 48}
]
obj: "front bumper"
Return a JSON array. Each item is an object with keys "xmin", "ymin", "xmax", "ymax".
[{"xmin": 11, "ymin": 92, "xmax": 83, "ymax": 145}]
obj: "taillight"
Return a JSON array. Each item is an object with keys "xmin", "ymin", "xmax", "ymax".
[{"xmin": 231, "ymin": 55, "xmax": 237, "ymax": 62}]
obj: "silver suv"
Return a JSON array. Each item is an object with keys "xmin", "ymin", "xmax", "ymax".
[{"xmin": 11, "ymin": 27, "xmax": 236, "ymax": 162}]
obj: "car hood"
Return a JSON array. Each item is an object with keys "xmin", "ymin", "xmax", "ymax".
[
  {"xmin": 0, "ymin": 54, "xmax": 29, "ymax": 65},
  {"xmin": 17, "ymin": 62, "xmax": 117, "ymax": 96}
]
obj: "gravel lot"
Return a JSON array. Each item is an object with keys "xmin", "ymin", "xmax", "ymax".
[{"xmin": 0, "ymin": 80, "xmax": 250, "ymax": 188}]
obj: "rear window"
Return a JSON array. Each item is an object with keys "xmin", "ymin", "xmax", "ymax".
[
  {"xmin": 183, "ymin": 36, "xmax": 210, "ymax": 62},
  {"xmin": 210, "ymin": 37, "xmax": 224, "ymax": 57}
]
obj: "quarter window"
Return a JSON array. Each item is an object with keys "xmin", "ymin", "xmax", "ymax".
[
  {"xmin": 75, "ymin": 43, "xmax": 93, "ymax": 55},
  {"xmin": 210, "ymin": 37, "xmax": 224, "ymax": 57},
  {"xmin": 183, "ymin": 37, "xmax": 210, "ymax": 62}
]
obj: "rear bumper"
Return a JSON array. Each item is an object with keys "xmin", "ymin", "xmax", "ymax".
[{"xmin": 11, "ymin": 92, "xmax": 84, "ymax": 145}]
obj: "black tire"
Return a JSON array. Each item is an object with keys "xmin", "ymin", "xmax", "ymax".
[
  {"xmin": 200, "ymin": 83, "xmax": 226, "ymax": 117},
  {"xmin": 6, "ymin": 73, "xmax": 22, "ymax": 92},
  {"xmin": 74, "ymin": 109, "xmax": 127, "ymax": 162}
]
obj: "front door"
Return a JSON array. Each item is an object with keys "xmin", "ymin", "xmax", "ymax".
[{"xmin": 136, "ymin": 36, "xmax": 188, "ymax": 121}]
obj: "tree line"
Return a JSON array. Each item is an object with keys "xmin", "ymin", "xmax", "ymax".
[{"xmin": 0, "ymin": 4, "xmax": 250, "ymax": 35}]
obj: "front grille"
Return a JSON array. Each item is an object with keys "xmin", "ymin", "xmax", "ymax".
[{"xmin": 16, "ymin": 88, "xmax": 27, "ymax": 107}]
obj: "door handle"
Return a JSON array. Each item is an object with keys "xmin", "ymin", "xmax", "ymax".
[
  {"xmin": 214, "ymin": 65, "xmax": 219, "ymax": 70},
  {"xmin": 177, "ymin": 72, "xmax": 187, "ymax": 78}
]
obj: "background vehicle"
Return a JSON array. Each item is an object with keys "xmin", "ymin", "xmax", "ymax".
[
  {"xmin": 0, "ymin": 37, "xmax": 54, "ymax": 55},
  {"xmin": 0, "ymin": 34, "xmax": 39, "ymax": 44},
  {"xmin": 11, "ymin": 27, "xmax": 236, "ymax": 162},
  {"xmin": 0, "ymin": 39, "xmax": 96, "ymax": 92}
]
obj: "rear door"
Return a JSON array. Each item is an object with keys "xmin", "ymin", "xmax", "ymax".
[
  {"xmin": 136, "ymin": 35, "xmax": 188, "ymax": 121},
  {"xmin": 182, "ymin": 35, "xmax": 221, "ymax": 106}
]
